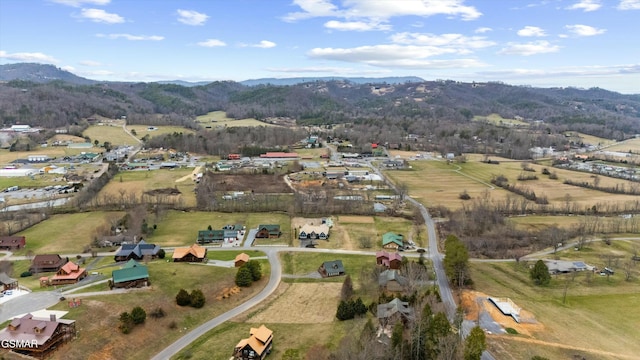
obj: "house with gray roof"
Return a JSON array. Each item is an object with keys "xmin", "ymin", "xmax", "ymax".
[{"xmin": 113, "ymin": 240, "xmax": 161, "ymax": 262}]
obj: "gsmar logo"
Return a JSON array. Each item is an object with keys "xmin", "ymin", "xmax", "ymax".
[{"xmin": 1, "ymin": 339, "xmax": 38, "ymax": 349}]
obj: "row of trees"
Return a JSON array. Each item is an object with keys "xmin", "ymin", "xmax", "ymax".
[
  {"xmin": 235, "ymin": 260, "xmax": 262, "ymax": 287},
  {"xmin": 175, "ymin": 288, "xmax": 206, "ymax": 308}
]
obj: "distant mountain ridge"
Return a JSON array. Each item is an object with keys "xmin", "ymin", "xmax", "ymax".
[
  {"xmin": 239, "ymin": 76, "xmax": 425, "ymax": 86},
  {"xmin": 0, "ymin": 63, "xmax": 96, "ymax": 85}
]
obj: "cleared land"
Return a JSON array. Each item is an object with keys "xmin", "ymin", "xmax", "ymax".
[
  {"xmin": 195, "ymin": 111, "xmax": 276, "ymax": 128},
  {"xmin": 384, "ymin": 155, "xmax": 640, "ymax": 211},
  {"xmin": 126, "ymin": 125, "xmax": 196, "ymax": 140},
  {"xmin": 280, "ymin": 251, "xmax": 373, "ymax": 284},
  {"xmin": 602, "ymin": 136, "xmax": 640, "ymax": 153},
  {"xmin": 566, "ymin": 132, "xmax": 617, "ymax": 148},
  {"xmin": 83, "ymin": 124, "xmax": 140, "ymax": 146},
  {"xmin": 471, "ymin": 244, "xmax": 640, "ymax": 360},
  {"xmin": 250, "ymin": 282, "xmax": 341, "ymax": 323},
  {"xmin": 472, "ymin": 113, "xmax": 529, "ymax": 127}
]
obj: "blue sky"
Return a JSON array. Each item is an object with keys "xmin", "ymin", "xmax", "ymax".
[{"xmin": 1, "ymin": 0, "xmax": 639, "ymax": 93}]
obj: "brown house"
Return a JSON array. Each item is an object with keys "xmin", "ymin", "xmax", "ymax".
[
  {"xmin": 49, "ymin": 262, "xmax": 87, "ymax": 286},
  {"xmin": 0, "ymin": 272, "xmax": 18, "ymax": 291},
  {"xmin": 172, "ymin": 244, "xmax": 207, "ymax": 262},
  {"xmin": 255, "ymin": 225, "xmax": 281, "ymax": 239},
  {"xmin": 0, "ymin": 313, "xmax": 76, "ymax": 359},
  {"xmin": 233, "ymin": 324, "xmax": 273, "ymax": 360},
  {"xmin": 29, "ymin": 254, "xmax": 68, "ymax": 273},
  {"xmin": 0, "ymin": 236, "xmax": 26, "ymax": 250},
  {"xmin": 376, "ymin": 251, "xmax": 402, "ymax": 270},
  {"xmin": 234, "ymin": 253, "xmax": 250, "ymax": 267}
]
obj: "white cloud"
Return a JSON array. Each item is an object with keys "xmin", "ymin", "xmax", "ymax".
[
  {"xmin": 284, "ymin": 0, "xmax": 481, "ymax": 23},
  {"xmin": 78, "ymin": 8, "xmax": 124, "ymax": 23},
  {"xmin": 0, "ymin": 50, "xmax": 59, "ymax": 63},
  {"xmin": 390, "ymin": 32, "xmax": 495, "ymax": 50},
  {"xmin": 197, "ymin": 39, "xmax": 227, "ymax": 47},
  {"xmin": 96, "ymin": 33, "xmax": 164, "ymax": 41},
  {"xmin": 478, "ymin": 63, "xmax": 640, "ymax": 78},
  {"xmin": 475, "ymin": 27, "xmax": 492, "ymax": 34},
  {"xmin": 517, "ymin": 26, "xmax": 547, "ymax": 37},
  {"xmin": 239, "ymin": 40, "xmax": 277, "ymax": 48},
  {"xmin": 79, "ymin": 60, "xmax": 102, "ymax": 66},
  {"xmin": 565, "ymin": 24, "xmax": 606, "ymax": 36},
  {"xmin": 49, "ymin": 0, "xmax": 110, "ymax": 7},
  {"xmin": 307, "ymin": 44, "xmax": 486, "ymax": 69},
  {"xmin": 265, "ymin": 66, "xmax": 390, "ymax": 76},
  {"xmin": 498, "ymin": 40, "xmax": 561, "ymax": 56},
  {"xmin": 176, "ymin": 9, "xmax": 209, "ymax": 26},
  {"xmin": 324, "ymin": 20, "xmax": 391, "ymax": 31},
  {"xmin": 618, "ymin": 0, "xmax": 640, "ymax": 10},
  {"xmin": 566, "ymin": 0, "xmax": 602, "ymax": 11},
  {"xmin": 61, "ymin": 65, "xmax": 76, "ymax": 72}
]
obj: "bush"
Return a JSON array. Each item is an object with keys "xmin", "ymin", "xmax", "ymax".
[
  {"xmin": 168, "ymin": 320, "xmax": 177, "ymax": 329},
  {"xmin": 176, "ymin": 289, "xmax": 191, "ymax": 306},
  {"xmin": 190, "ymin": 289, "xmax": 206, "ymax": 308},
  {"xmin": 245, "ymin": 260, "xmax": 262, "ymax": 281},
  {"xmin": 150, "ymin": 307, "xmax": 166, "ymax": 319},
  {"xmin": 131, "ymin": 306, "xmax": 146, "ymax": 325},
  {"xmin": 505, "ymin": 327, "xmax": 518, "ymax": 334},
  {"xmin": 235, "ymin": 266, "xmax": 253, "ymax": 287},
  {"xmin": 157, "ymin": 249, "xmax": 166, "ymax": 259},
  {"xmin": 118, "ymin": 312, "xmax": 133, "ymax": 334},
  {"xmin": 20, "ymin": 271, "xmax": 32, "ymax": 278}
]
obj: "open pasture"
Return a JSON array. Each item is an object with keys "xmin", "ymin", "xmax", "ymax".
[
  {"xmin": 83, "ymin": 124, "xmax": 139, "ymax": 146},
  {"xmin": 472, "ymin": 113, "xmax": 529, "ymax": 127},
  {"xmin": 602, "ymin": 136, "xmax": 640, "ymax": 153},
  {"xmin": 385, "ymin": 155, "xmax": 640, "ymax": 211},
  {"xmin": 15, "ymin": 211, "xmax": 125, "ymax": 254},
  {"xmin": 250, "ymin": 283, "xmax": 341, "ymax": 323},
  {"xmin": 280, "ymin": 251, "xmax": 373, "ymax": 283},
  {"xmin": 472, "ymin": 258, "xmax": 640, "ymax": 360},
  {"xmin": 195, "ymin": 111, "xmax": 276, "ymax": 128},
  {"xmin": 565, "ymin": 131, "xmax": 617, "ymax": 148},
  {"xmin": 126, "ymin": 125, "xmax": 195, "ymax": 140}
]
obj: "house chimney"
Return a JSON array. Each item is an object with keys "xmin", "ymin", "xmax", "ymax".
[{"xmin": 50, "ymin": 314, "xmax": 56, "ymax": 322}]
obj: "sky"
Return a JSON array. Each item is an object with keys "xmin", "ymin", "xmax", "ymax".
[{"xmin": 1, "ymin": 0, "xmax": 639, "ymax": 94}]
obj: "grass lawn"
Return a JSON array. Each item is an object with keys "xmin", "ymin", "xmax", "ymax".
[
  {"xmin": 47, "ymin": 259, "xmax": 269, "ymax": 360},
  {"xmin": 195, "ymin": 111, "xmax": 276, "ymax": 128},
  {"xmin": 98, "ymin": 168, "xmax": 198, "ymax": 208},
  {"xmin": 471, "ymin": 259, "xmax": 640, "ymax": 359},
  {"xmin": 83, "ymin": 124, "xmax": 140, "ymax": 146},
  {"xmin": 280, "ymin": 252, "xmax": 374, "ymax": 284},
  {"xmin": 205, "ymin": 250, "xmax": 265, "ymax": 261},
  {"xmin": 147, "ymin": 210, "xmax": 291, "ymax": 247},
  {"xmin": 14, "ymin": 211, "xmax": 125, "ymax": 255}
]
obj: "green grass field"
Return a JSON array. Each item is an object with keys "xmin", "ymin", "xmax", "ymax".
[
  {"xmin": 280, "ymin": 251, "xmax": 374, "ymax": 283},
  {"xmin": 195, "ymin": 111, "xmax": 277, "ymax": 128},
  {"xmin": 472, "ymin": 113, "xmax": 529, "ymax": 127},
  {"xmin": 83, "ymin": 124, "xmax": 140, "ymax": 146}
]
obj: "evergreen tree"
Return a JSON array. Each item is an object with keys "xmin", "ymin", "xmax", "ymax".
[
  {"xmin": 235, "ymin": 266, "xmax": 253, "ymax": 287},
  {"xmin": 176, "ymin": 288, "xmax": 191, "ymax": 306},
  {"xmin": 245, "ymin": 260, "xmax": 262, "ymax": 281},
  {"xmin": 530, "ymin": 260, "xmax": 551, "ymax": 286},
  {"xmin": 336, "ymin": 300, "xmax": 355, "ymax": 320},
  {"xmin": 391, "ymin": 321, "xmax": 404, "ymax": 349},
  {"xmin": 353, "ymin": 297, "xmax": 367, "ymax": 316},
  {"xmin": 190, "ymin": 289, "xmax": 206, "ymax": 308},
  {"xmin": 131, "ymin": 306, "xmax": 146, "ymax": 325},
  {"xmin": 443, "ymin": 234, "xmax": 471, "ymax": 287},
  {"xmin": 118, "ymin": 312, "xmax": 133, "ymax": 334},
  {"xmin": 464, "ymin": 326, "xmax": 486, "ymax": 360}
]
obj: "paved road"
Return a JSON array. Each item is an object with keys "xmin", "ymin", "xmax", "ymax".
[{"xmin": 150, "ymin": 248, "xmax": 282, "ymax": 360}]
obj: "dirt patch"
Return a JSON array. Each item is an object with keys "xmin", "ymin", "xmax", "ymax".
[
  {"xmin": 461, "ymin": 290, "xmax": 544, "ymax": 336},
  {"xmin": 144, "ymin": 188, "xmax": 182, "ymax": 196},
  {"xmin": 201, "ymin": 173, "xmax": 293, "ymax": 193},
  {"xmin": 250, "ymin": 283, "xmax": 341, "ymax": 323},
  {"xmin": 175, "ymin": 165, "xmax": 202, "ymax": 183},
  {"xmin": 338, "ymin": 215, "xmax": 375, "ymax": 223}
]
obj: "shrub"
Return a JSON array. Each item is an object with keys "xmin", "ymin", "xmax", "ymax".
[
  {"xmin": 118, "ymin": 312, "xmax": 133, "ymax": 334},
  {"xmin": 20, "ymin": 271, "xmax": 32, "ymax": 278},
  {"xmin": 131, "ymin": 306, "xmax": 146, "ymax": 325},
  {"xmin": 245, "ymin": 260, "xmax": 262, "ymax": 281},
  {"xmin": 176, "ymin": 289, "xmax": 191, "ymax": 306},
  {"xmin": 459, "ymin": 190, "xmax": 471, "ymax": 200},
  {"xmin": 235, "ymin": 266, "xmax": 253, "ymax": 287},
  {"xmin": 168, "ymin": 320, "xmax": 177, "ymax": 329},
  {"xmin": 157, "ymin": 249, "xmax": 166, "ymax": 259},
  {"xmin": 150, "ymin": 307, "xmax": 166, "ymax": 319},
  {"xmin": 190, "ymin": 289, "xmax": 206, "ymax": 308},
  {"xmin": 505, "ymin": 327, "xmax": 518, "ymax": 334}
]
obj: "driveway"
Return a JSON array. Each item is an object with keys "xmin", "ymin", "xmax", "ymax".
[{"xmin": 0, "ymin": 290, "xmax": 61, "ymax": 323}]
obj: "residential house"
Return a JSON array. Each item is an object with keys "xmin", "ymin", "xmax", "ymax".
[
  {"xmin": 223, "ymin": 224, "xmax": 245, "ymax": 243},
  {"xmin": 113, "ymin": 240, "xmax": 161, "ymax": 262},
  {"xmin": 29, "ymin": 254, "xmax": 68, "ymax": 273},
  {"xmin": 0, "ymin": 272, "xmax": 17, "ymax": 291},
  {"xmin": 382, "ymin": 232, "xmax": 404, "ymax": 251},
  {"xmin": 255, "ymin": 225, "xmax": 281, "ymax": 239},
  {"xmin": 197, "ymin": 229, "xmax": 225, "ymax": 245},
  {"xmin": 376, "ymin": 251, "xmax": 403, "ymax": 270},
  {"xmin": 235, "ymin": 253, "xmax": 250, "ymax": 267},
  {"xmin": 318, "ymin": 260, "xmax": 345, "ymax": 278},
  {"xmin": 377, "ymin": 298, "xmax": 414, "ymax": 327},
  {"xmin": 545, "ymin": 260, "xmax": 593, "ymax": 274},
  {"xmin": 379, "ymin": 269, "xmax": 408, "ymax": 293},
  {"xmin": 98, "ymin": 234, "xmax": 136, "ymax": 247},
  {"xmin": 233, "ymin": 324, "xmax": 273, "ymax": 360},
  {"xmin": 111, "ymin": 259, "xmax": 149, "ymax": 288},
  {"xmin": 0, "ymin": 313, "xmax": 76, "ymax": 359},
  {"xmin": 49, "ymin": 262, "xmax": 87, "ymax": 286},
  {"xmin": 0, "ymin": 235, "xmax": 26, "ymax": 250},
  {"xmin": 172, "ymin": 244, "xmax": 207, "ymax": 262},
  {"xmin": 299, "ymin": 223, "xmax": 330, "ymax": 241}
]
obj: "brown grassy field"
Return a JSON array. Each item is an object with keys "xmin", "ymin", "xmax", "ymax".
[
  {"xmin": 195, "ymin": 111, "xmax": 277, "ymax": 128},
  {"xmin": 472, "ymin": 113, "xmax": 529, "ymax": 127},
  {"xmin": 384, "ymin": 155, "xmax": 640, "ymax": 211},
  {"xmin": 83, "ymin": 124, "xmax": 139, "ymax": 146},
  {"xmin": 249, "ymin": 283, "xmax": 341, "ymax": 323},
  {"xmin": 126, "ymin": 125, "xmax": 196, "ymax": 140},
  {"xmin": 602, "ymin": 136, "xmax": 640, "ymax": 153}
]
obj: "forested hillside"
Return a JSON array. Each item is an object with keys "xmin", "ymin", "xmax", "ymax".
[{"xmin": 1, "ymin": 63, "xmax": 639, "ymax": 159}]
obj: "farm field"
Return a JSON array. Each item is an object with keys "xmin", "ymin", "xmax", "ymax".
[
  {"xmin": 601, "ymin": 136, "xmax": 640, "ymax": 153},
  {"xmin": 43, "ymin": 260, "xmax": 269, "ymax": 360},
  {"xmin": 471, "ymin": 252, "xmax": 640, "ymax": 360},
  {"xmin": 83, "ymin": 124, "xmax": 139, "ymax": 146},
  {"xmin": 15, "ymin": 211, "xmax": 125, "ymax": 255},
  {"xmin": 384, "ymin": 155, "xmax": 640, "ymax": 211},
  {"xmin": 126, "ymin": 125, "xmax": 195, "ymax": 140},
  {"xmin": 97, "ymin": 168, "xmax": 198, "ymax": 208},
  {"xmin": 472, "ymin": 113, "xmax": 529, "ymax": 127},
  {"xmin": 195, "ymin": 111, "xmax": 276, "ymax": 128},
  {"xmin": 566, "ymin": 131, "xmax": 617, "ymax": 148}
]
